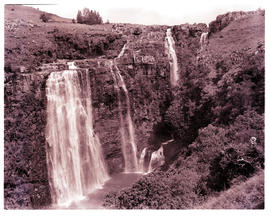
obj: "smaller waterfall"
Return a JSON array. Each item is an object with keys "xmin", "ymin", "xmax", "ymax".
[
  {"xmin": 117, "ymin": 43, "xmax": 127, "ymax": 58},
  {"xmin": 148, "ymin": 146, "xmax": 165, "ymax": 173},
  {"xmin": 138, "ymin": 148, "xmax": 147, "ymax": 173},
  {"xmin": 200, "ymin": 32, "xmax": 208, "ymax": 47},
  {"xmin": 109, "ymin": 44, "xmax": 139, "ymax": 173},
  {"xmin": 165, "ymin": 28, "xmax": 179, "ymax": 87},
  {"xmin": 148, "ymin": 139, "xmax": 174, "ymax": 173}
]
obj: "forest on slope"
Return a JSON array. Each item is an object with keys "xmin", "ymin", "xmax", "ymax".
[{"xmin": 4, "ymin": 5, "xmax": 264, "ymax": 209}]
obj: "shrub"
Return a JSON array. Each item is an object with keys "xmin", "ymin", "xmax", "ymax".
[
  {"xmin": 133, "ymin": 27, "xmax": 142, "ymax": 35},
  {"xmin": 39, "ymin": 13, "xmax": 51, "ymax": 23}
]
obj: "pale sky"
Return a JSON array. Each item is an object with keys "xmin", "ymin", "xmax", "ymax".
[{"xmin": 4, "ymin": 0, "xmax": 266, "ymax": 25}]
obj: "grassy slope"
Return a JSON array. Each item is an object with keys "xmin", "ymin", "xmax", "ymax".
[
  {"xmin": 5, "ymin": 4, "xmax": 72, "ymax": 23},
  {"xmin": 196, "ymin": 171, "xmax": 264, "ymax": 209},
  {"xmin": 4, "ymin": 5, "xmax": 123, "ymax": 72},
  {"xmin": 208, "ymin": 14, "xmax": 264, "ymax": 57}
]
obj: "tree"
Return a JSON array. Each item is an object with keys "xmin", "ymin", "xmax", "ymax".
[
  {"xmin": 76, "ymin": 10, "xmax": 83, "ymax": 23},
  {"xmin": 76, "ymin": 8, "xmax": 103, "ymax": 25}
]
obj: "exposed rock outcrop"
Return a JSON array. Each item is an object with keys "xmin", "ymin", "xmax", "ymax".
[{"xmin": 209, "ymin": 10, "xmax": 264, "ymax": 35}]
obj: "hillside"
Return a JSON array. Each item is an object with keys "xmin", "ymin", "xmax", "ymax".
[
  {"xmin": 4, "ymin": 5, "xmax": 265, "ymax": 209},
  {"xmin": 5, "ymin": 5, "xmax": 128, "ymax": 73},
  {"xmin": 196, "ymin": 170, "xmax": 264, "ymax": 209}
]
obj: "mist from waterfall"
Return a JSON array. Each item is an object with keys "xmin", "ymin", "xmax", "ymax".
[
  {"xmin": 165, "ymin": 28, "xmax": 179, "ymax": 87},
  {"xmin": 45, "ymin": 62, "xmax": 109, "ymax": 206}
]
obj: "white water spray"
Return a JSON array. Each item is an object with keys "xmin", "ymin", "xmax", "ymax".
[
  {"xmin": 46, "ymin": 62, "xmax": 109, "ymax": 206},
  {"xmin": 165, "ymin": 28, "xmax": 179, "ymax": 86}
]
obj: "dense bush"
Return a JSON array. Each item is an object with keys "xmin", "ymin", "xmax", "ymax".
[
  {"xmin": 39, "ymin": 13, "xmax": 51, "ymax": 22},
  {"xmin": 192, "ymin": 110, "xmax": 264, "ymax": 194},
  {"xmin": 76, "ymin": 8, "xmax": 103, "ymax": 25},
  {"xmin": 104, "ymin": 168, "xmax": 200, "ymax": 209}
]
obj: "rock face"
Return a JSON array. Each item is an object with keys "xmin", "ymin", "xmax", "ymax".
[
  {"xmin": 4, "ymin": 71, "xmax": 51, "ymax": 208},
  {"xmin": 208, "ymin": 10, "xmax": 264, "ymax": 35}
]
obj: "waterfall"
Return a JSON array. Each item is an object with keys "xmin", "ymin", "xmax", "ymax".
[
  {"xmin": 165, "ymin": 28, "xmax": 179, "ymax": 87},
  {"xmin": 46, "ymin": 62, "xmax": 109, "ymax": 206},
  {"xmin": 109, "ymin": 44, "xmax": 139, "ymax": 173},
  {"xmin": 138, "ymin": 148, "xmax": 147, "ymax": 173},
  {"xmin": 200, "ymin": 32, "xmax": 208, "ymax": 47},
  {"xmin": 148, "ymin": 146, "xmax": 165, "ymax": 173},
  {"xmin": 148, "ymin": 139, "xmax": 174, "ymax": 172}
]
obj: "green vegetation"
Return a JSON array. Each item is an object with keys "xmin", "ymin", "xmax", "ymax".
[
  {"xmin": 104, "ymin": 110, "xmax": 264, "ymax": 209},
  {"xmin": 76, "ymin": 8, "xmax": 103, "ymax": 25},
  {"xmin": 104, "ymin": 11, "xmax": 264, "ymax": 209},
  {"xmin": 39, "ymin": 13, "xmax": 51, "ymax": 22},
  {"xmin": 197, "ymin": 170, "xmax": 264, "ymax": 209}
]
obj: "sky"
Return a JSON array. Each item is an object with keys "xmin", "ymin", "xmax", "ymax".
[{"xmin": 3, "ymin": 0, "xmax": 267, "ymax": 25}]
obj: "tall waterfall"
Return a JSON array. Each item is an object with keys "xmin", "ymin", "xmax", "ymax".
[
  {"xmin": 109, "ymin": 44, "xmax": 139, "ymax": 173},
  {"xmin": 165, "ymin": 28, "xmax": 179, "ymax": 87},
  {"xmin": 46, "ymin": 62, "xmax": 109, "ymax": 206}
]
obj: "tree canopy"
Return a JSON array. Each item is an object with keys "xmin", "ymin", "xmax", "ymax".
[{"xmin": 76, "ymin": 8, "xmax": 103, "ymax": 25}]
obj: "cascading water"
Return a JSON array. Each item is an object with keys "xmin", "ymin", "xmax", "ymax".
[
  {"xmin": 46, "ymin": 62, "xmax": 109, "ymax": 206},
  {"xmin": 148, "ymin": 139, "xmax": 174, "ymax": 173},
  {"xmin": 200, "ymin": 32, "xmax": 208, "ymax": 47},
  {"xmin": 148, "ymin": 146, "xmax": 165, "ymax": 173},
  {"xmin": 109, "ymin": 44, "xmax": 139, "ymax": 173},
  {"xmin": 165, "ymin": 28, "xmax": 179, "ymax": 87},
  {"xmin": 138, "ymin": 147, "xmax": 147, "ymax": 173}
]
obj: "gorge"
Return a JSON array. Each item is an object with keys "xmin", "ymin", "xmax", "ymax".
[{"xmin": 4, "ymin": 5, "xmax": 265, "ymax": 209}]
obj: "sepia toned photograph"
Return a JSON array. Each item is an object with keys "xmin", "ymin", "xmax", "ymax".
[{"xmin": 2, "ymin": 0, "xmax": 266, "ymax": 212}]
